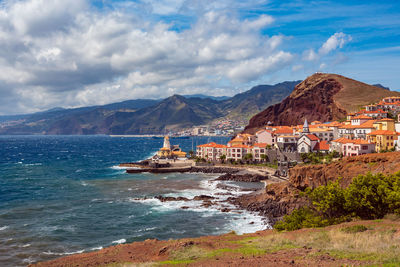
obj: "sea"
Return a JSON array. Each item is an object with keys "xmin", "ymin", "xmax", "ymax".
[{"xmin": 0, "ymin": 135, "xmax": 269, "ymax": 266}]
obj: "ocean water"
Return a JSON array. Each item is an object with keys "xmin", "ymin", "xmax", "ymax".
[{"xmin": 0, "ymin": 135, "xmax": 268, "ymax": 266}]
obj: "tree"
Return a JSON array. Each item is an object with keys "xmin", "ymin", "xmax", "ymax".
[
  {"xmin": 188, "ymin": 150, "xmax": 194, "ymax": 158},
  {"xmin": 219, "ymin": 154, "xmax": 226, "ymax": 163},
  {"xmin": 244, "ymin": 153, "xmax": 253, "ymax": 164},
  {"xmin": 260, "ymin": 154, "xmax": 268, "ymax": 162}
]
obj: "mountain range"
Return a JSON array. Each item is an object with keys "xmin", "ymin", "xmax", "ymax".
[
  {"xmin": 244, "ymin": 73, "xmax": 400, "ymax": 133},
  {"xmin": 0, "ymin": 81, "xmax": 299, "ymax": 135}
]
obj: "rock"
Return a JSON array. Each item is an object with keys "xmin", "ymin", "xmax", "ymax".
[
  {"xmin": 220, "ymin": 208, "xmax": 231, "ymax": 212},
  {"xmin": 215, "ymin": 173, "xmax": 267, "ymax": 182},
  {"xmin": 158, "ymin": 246, "xmax": 168, "ymax": 255},
  {"xmin": 155, "ymin": 196, "xmax": 189, "ymax": 202},
  {"xmin": 193, "ymin": 195, "xmax": 215, "ymax": 201},
  {"xmin": 181, "ymin": 206, "xmax": 190, "ymax": 209}
]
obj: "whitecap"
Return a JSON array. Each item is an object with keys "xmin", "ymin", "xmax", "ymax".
[
  {"xmin": 112, "ymin": 239, "xmax": 126, "ymax": 244},
  {"xmin": 21, "ymin": 244, "xmax": 31, "ymax": 248},
  {"xmin": 0, "ymin": 226, "xmax": 9, "ymax": 231},
  {"xmin": 43, "ymin": 250, "xmax": 85, "ymax": 256},
  {"xmin": 24, "ymin": 163, "xmax": 42, "ymax": 166},
  {"xmin": 90, "ymin": 246, "xmax": 103, "ymax": 251}
]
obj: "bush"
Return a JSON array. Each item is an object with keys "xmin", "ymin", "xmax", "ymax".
[
  {"xmin": 274, "ymin": 208, "xmax": 329, "ymax": 231},
  {"xmin": 341, "ymin": 225, "xmax": 368, "ymax": 233},
  {"xmin": 274, "ymin": 172, "xmax": 400, "ymax": 231}
]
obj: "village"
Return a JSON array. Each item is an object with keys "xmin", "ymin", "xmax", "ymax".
[{"xmin": 195, "ymin": 96, "xmax": 400, "ymax": 174}]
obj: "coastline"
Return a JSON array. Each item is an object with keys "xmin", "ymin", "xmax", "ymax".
[{"xmin": 29, "ymin": 164, "xmax": 280, "ymax": 266}]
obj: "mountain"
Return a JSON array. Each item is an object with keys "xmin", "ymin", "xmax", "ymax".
[
  {"xmin": 221, "ymin": 81, "xmax": 300, "ymax": 120},
  {"xmin": 0, "ymin": 81, "xmax": 299, "ymax": 135},
  {"xmin": 183, "ymin": 94, "xmax": 230, "ymax": 101},
  {"xmin": 373, "ymin": 84, "xmax": 390, "ymax": 90},
  {"xmin": 244, "ymin": 73, "xmax": 400, "ymax": 133}
]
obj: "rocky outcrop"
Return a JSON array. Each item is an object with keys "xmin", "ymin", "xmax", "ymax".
[
  {"xmin": 233, "ymin": 152, "xmax": 400, "ymax": 223},
  {"xmin": 244, "ymin": 73, "xmax": 400, "ymax": 133},
  {"xmin": 215, "ymin": 173, "xmax": 267, "ymax": 182}
]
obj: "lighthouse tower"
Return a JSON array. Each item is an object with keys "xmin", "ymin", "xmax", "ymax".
[{"xmin": 163, "ymin": 136, "xmax": 171, "ymax": 149}]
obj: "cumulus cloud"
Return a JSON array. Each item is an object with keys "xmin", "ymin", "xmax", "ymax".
[
  {"xmin": 0, "ymin": 0, "xmax": 293, "ymax": 115},
  {"xmin": 303, "ymin": 32, "xmax": 352, "ymax": 62}
]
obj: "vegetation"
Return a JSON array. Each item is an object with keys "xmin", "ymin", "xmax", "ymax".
[
  {"xmin": 275, "ymin": 172, "xmax": 400, "ymax": 231},
  {"xmin": 152, "ymin": 218, "xmax": 400, "ymax": 266},
  {"xmin": 300, "ymin": 151, "xmax": 341, "ymax": 165}
]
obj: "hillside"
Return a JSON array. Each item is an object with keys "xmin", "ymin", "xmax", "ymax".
[
  {"xmin": 0, "ymin": 81, "xmax": 298, "ymax": 135},
  {"xmin": 244, "ymin": 73, "xmax": 400, "ymax": 133},
  {"xmin": 233, "ymin": 151, "xmax": 400, "ymax": 223},
  {"xmin": 30, "ymin": 219, "xmax": 400, "ymax": 266}
]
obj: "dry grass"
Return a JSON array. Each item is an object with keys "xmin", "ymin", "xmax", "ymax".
[{"xmin": 152, "ymin": 220, "xmax": 400, "ymax": 266}]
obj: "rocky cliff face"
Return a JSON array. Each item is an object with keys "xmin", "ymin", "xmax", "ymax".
[
  {"xmin": 244, "ymin": 73, "xmax": 400, "ymax": 133},
  {"xmin": 235, "ymin": 152, "xmax": 400, "ymax": 223}
]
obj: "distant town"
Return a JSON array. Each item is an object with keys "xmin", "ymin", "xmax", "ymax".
[{"xmin": 168, "ymin": 118, "xmax": 248, "ymax": 137}]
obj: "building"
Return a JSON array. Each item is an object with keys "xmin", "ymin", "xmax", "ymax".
[
  {"xmin": 367, "ymin": 130, "xmax": 399, "ymax": 152},
  {"xmin": 196, "ymin": 142, "xmax": 227, "ymax": 161},
  {"xmin": 252, "ymin": 143, "xmax": 268, "ymax": 161},
  {"xmin": 277, "ymin": 135, "xmax": 299, "ymax": 152},
  {"xmin": 331, "ymin": 138, "xmax": 375, "ymax": 156},
  {"xmin": 255, "ymin": 129, "xmax": 275, "ymax": 146},
  {"xmin": 157, "ymin": 136, "xmax": 187, "ymax": 158},
  {"xmin": 228, "ymin": 133, "xmax": 255, "ymax": 147},
  {"xmin": 297, "ymin": 134, "xmax": 320, "ymax": 153},
  {"xmin": 226, "ymin": 145, "xmax": 252, "ymax": 161}
]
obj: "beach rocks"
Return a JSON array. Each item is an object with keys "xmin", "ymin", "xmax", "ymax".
[
  {"xmin": 215, "ymin": 173, "xmax": 267, "ymax": 182},
  {"xmin": 189, "ymin": 167, "xmax": 240, "ymax": 174},
  {"xmin": 155, "ymin": 196, "xmax": 189, "ymax": 202},
  {"xmin": 193, "ymin": 195, "xmax": 215, "ymax": 201}
]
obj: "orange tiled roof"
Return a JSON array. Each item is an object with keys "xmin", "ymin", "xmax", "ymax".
[
  {"xmin": 368, "ymin": 130, "xmax": 399, "ymax": 136},
  {"xmin": 273, "ymin": 127, "xmax": 293, "ymax": 134},
  {"xmin": 378, "ymin": 118, "xmax": 394, "ymax": 122},
  {"xmin": 253, "ymin": 143, "xmax": 268, "ymax": 147},
  {"xmin": 197, "ymin": 142, "xmax": 227, "ymax": 148},
  {"xmin": 229, "ymin": 144, "xmax": 252, "ymax": 149},
  {"xmin": 306, "ymin": 134, "xmax": 320, "ymax": 141},
  {"xmin": 316, "ymin": 140, "xmax": 330, "ymax": 150},
  {"xmin": 353, "ymin": 115, "xmax": 373, "ymax": 120}
]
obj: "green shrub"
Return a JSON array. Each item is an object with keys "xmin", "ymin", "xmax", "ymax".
[
  {"xmin": 274, "ymin": 207, "xmax": 329, "ymax": 231},
  {"xmin": 341, "ymin": 225, "xmax": 368, "ymax": 233},
  {"xmin": 274, "ymin": 172, "xmax": 400, "ymax": 231}
]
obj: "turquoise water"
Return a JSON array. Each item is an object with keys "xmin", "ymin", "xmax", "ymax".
[{"xmin": 0, "ymin": 136, "xmax": 267, "ymax": 266}]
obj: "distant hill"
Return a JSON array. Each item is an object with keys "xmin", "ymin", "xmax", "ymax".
[
  {"xmin": 183, "ymin": 94, "xmax": 230, "ymax": 101},
  {"xmin": 0, "ymin": 82, "xmax": 298, "ymax": 135},
  {"xmin": 244, "ymin": 73, "xmax": 400, "ymax": 133},
  {"xmin": 372, "ymin": 84, "xmax": 390, "ymax": 90},
  {"xmin": 221, "ymin": 81, "xmax": 299, "ymax": 120}
]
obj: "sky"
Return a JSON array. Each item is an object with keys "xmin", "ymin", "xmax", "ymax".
[{"xmin": 0, "ymin": 0, "xmax": 399, "ymax": 115}]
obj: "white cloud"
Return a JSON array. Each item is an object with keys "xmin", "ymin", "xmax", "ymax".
[
  {"xmin": 0, "ymin": 0, "xmax": 292, "ymax": 114},
  {"xmin": 319, "ymin": 32, "xmax": 352, "ymax": 55},
  {"xmin": 302, "ymin": 32, "xmax": 352, "ymax": 72}
]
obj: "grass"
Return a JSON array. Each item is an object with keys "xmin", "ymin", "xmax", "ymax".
[
  {"xmin": 153, "ymin": 220, "xmax": 400, "ymax": 266},
  {"xmin": 341, "ymin": 225, "xmax": 369, "ymax": 233}
]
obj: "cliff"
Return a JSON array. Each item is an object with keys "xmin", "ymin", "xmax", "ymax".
[
  {"xmin": 232, "ymin": 152, "xmax": 400, "ymax": 223},
  {"xmin": 244, "ymin": 73, "xmax": 400, "ymax": 133}
]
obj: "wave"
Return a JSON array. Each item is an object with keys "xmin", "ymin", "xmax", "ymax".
[
  {"xmin": 0, "ymin": 226, "xmax": 9, "ymax": 231},
  {"xmin": 43, "ymin": 249, "xmax": 85, "ymax": 256},
  {"xmin": 24, "ymin": 163, "xmax": 42, "ymax": 166},
  {"xmin": 112, "ymin": 238, "xmax": 126, "ymax": 244},
  {"xmin": 90, "ymin": 246, "xmax": 103, "ymax": 251}
]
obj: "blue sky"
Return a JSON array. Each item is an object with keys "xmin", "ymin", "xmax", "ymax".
[{"xmin": 0, "ymin": 0, "xmax": 399, "ymax": 115}]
